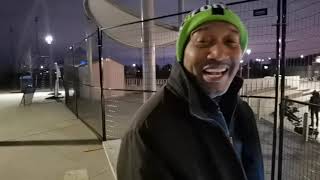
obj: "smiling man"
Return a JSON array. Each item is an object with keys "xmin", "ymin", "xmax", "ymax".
[
  {"xmin": 117, "ymin": 3, "xmax": 264, "ymax": 180},
  {"xmin": 183, "ymin": 21, "xmax": 242, "ymax": 98}
]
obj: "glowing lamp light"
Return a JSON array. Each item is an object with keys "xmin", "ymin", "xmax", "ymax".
[
  {"xmin": 246, "ymin": 49, "xmax": 251, "ymax": 55},
  {"xmin": 45, "ymin": 35, "xmax": 53, "ymax": 45}
]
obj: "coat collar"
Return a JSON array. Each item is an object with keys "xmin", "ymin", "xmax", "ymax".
[{"xmin": 166, "ymin": 62, "xmax": 243, "ymax": 127}]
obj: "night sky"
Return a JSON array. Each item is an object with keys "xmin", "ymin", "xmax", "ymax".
[
  {"xmin": 0, "ymin": 0, "xmax": 88, "ymax": 88},
  {"xmin": 0, "ymin": 0, "xmax": 181, "ymax": 88},
  {"xmin": 2, "ymin": 0, "xmax": 320, "ymax": 89}
]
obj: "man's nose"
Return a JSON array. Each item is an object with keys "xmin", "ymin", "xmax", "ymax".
[{"xmin": 207, "ymin": 43, "xmax": 229, "ymax": 61}]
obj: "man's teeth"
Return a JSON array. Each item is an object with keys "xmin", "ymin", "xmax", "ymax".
[{"xmin": 204, "ymin": 68, "xmax": 227, "ymax": 73}]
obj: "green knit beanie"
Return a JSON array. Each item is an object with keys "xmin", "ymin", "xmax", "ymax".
[{"xmin": 176, "ymin": 3, "xmax": 248, "ymax": 62}]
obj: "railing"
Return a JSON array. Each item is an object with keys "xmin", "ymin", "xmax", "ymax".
[
  {"xmin": 125, "ymin": 78, "xmax": 167, "ymax": 88},
  {"xmin": 279, "ymin": 97, "xmax": 320, "ymax": 180},
  {"xmin": 125, "ymin": 77, "xmax": 302, "ymax": 96}
]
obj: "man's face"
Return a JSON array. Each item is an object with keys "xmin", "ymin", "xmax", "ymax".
[{"xmin": 183, "ymin": 21, "xmax": 242, "ymax": 97}]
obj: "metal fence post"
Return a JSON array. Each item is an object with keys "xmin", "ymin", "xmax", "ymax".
[
  {"xmin": 245, "ymin": 84, "xmax": 248, "ymax": 95},
  {"xmin": 257, "ymin": 99, "xmax": 261, "ymax": 120},
  {"xmin": 71, "ymin": 45, "xmax": 79, "ymax": 118},
  {"xmin": 278, "ymin": 0, "xmax": 288, "ymax": 179},
  {"xmin": 97, "ymin": 28, "xmax": 106, "ymax": 141},
  {"xmin": 303, "ymin": 112, "xmax": 309, "ymax": 142}
]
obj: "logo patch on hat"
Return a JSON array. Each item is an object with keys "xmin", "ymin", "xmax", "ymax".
[
  {"xmin": 187, "ymin": 4, "xmax": 226, "ymax": 20},
  {"xmin": 211, "ymin": 5, "xmax": 224, "ymax": 15}
]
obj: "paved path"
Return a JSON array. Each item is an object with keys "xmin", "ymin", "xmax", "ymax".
[{"xmin": 0, "ymin": 91, "xmax": 113, "ymax": 180}]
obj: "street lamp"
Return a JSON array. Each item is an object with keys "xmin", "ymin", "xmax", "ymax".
[
  {"xmin": 239, "ymin": 60, "xmax": 244, "ymax": 77},
  {"xmin": 131, "ymin": 64, "xmax": 137, "ymax": 78},
  {"xmin": 246, "ymin": 48, "xmax": 252, "ymax": 79},
  {"xmin": 45, "ymin": 35, "xmax": 53, "ymax": 45},
  {"xmin": 45, "ymin": 34, "xmax": 54, "ymax": 90},
  {"xmin": 246, "ymin": 49, "xmax": 251, "ymax": 55}
]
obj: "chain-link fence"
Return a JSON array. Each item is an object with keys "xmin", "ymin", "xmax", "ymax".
[
  {"xmin": 279, "ymin": 0, "xmax": 320, "ymax": 179},
  {"xmin": 280, "ymin": 98, "xmax": 320, "ymax": 180},
  {"xmin": 240, "ymin": 95, "xmax": 276, "ymax": 180},
  {"xmin": 64, "ymin": 32, "xmax": 105, "ymax": 139},
  {"xmin": 63, "ymin": 0, "xmax": 320, "ymax": 179}
]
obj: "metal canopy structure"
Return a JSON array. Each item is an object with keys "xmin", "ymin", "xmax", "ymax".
[
  {"xmin": 84, "ymin": 0, "xmax": 320, "ymax": 60},
  {"xmin": 84, "ymin": 0, "xmax": 178, "ymax": 48}
]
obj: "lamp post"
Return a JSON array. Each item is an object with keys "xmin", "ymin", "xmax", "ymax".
[
  {"xmin": 261, "ymin": 59, "xmax": 265, "ymax": 77},
  {"xmin": 45, "ymin": 34, "xmax": 53, "ymax": 90},
  {"xmin": 240, "ymin": 60, "xmax": 244, "ymax": 77},
  {"xmin": 246, "ymin": 49, "xmax": 251, "ymax": 79}
]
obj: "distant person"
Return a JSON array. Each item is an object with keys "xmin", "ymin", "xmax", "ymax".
[
  {"xmin": 309, "ymin": 90, "xmax": 320, "ymax": 127},
  {"xmin": 117, "ymin": 3, "xmax": 264, "ymax": 180}
]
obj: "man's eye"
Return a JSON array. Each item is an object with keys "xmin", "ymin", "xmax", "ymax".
[
  {"xmin": 226, "ymin": 39, "xmax": 238, "ymax": 43},
  {"xmin": 226, "ymin": 39, "xmax": 240, "ymax": 47},
  {"xmin": 197, "ymin": 40, "xmax": 208, "ymax": 43},
  {"xmin": 195, "ymin": 39, "xmax": 210, "ymax": 47}
]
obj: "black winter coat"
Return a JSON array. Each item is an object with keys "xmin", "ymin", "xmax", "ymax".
[{"xmin": 117, "ymin": 62, "xmax": 264, "ymax": 180}]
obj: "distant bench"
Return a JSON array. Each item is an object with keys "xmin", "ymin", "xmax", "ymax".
[{"xmin": 20, "ymin": 87, "xmax": 36, "ymax": 106}]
